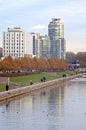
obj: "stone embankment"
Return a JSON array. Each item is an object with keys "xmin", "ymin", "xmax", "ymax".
[{"xmin": 0, "ymin": 74, "xmax": 82, "ymax": 102}]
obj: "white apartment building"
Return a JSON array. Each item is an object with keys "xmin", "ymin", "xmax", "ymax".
[{"xmin": 3, "ymin": 27, "xmax": 33, "ymax": 58}]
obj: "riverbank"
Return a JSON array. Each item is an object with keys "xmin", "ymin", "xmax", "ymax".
[{"xmin": 0, "ymin": 74, "xmax": 82, "ymax": 102}]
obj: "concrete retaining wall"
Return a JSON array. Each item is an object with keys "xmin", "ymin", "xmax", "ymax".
[{"xmin": 0, "ymin": 74, "xmax": 82, "ymax": 102}]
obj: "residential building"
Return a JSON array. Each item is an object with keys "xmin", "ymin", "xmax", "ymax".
[
  {"xmin": 40, "ymin": 35, "xmax": 50, "ymax": 59},
  {"xmin": 31, "ymin": 33, "xmax": 41, "ymax": 58},
  {"xmin": 3, "ymin": 27, "xmax": 33, "ymax": 58},
  {"xmin": 56, "ymin": 38, "xmax": 66, "ymax": 59},
  {"xmin": 0, "ymin": 47, "xmax": 2, "ymax": 59},
  {"xmin": 48, "ymin": 18, "xmax": 66, "ymax": 59}
]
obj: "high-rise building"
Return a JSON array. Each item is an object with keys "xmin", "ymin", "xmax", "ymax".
[
  {"xmin": 3, "ymin": 27, "xmax": 33, "ymax": 58},
  {"xmin": 31, "ymin": 33, "xmax": 41, "ymax": 58},
  {"xmin": 48, "ymin": 18, "xmax": 66, "ymax": 59},
  {"xmin": 0, "ymin": 47, "xmax": 2, "ymax": 59},
  {"xmin": 40, "ymin": 35, "xmax": 50, "ymax": 59}
]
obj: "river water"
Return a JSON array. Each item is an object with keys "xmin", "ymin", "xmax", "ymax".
[{"xmin": 0, "ymin": 77, "xmax": 86, "ymax": 130}]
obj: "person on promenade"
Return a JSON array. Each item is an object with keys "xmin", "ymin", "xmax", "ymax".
[
  {"xmin": 41, "ymin": 78, "xmax": 43, "ymax": 83},
  {"xmin": 6, "ymin": 84, "xmax": 9, "ymax": 91},
  {"xmin": 43, "ymin": 77, "xmax": 46, "ymax": 82},
  {"xmin": 29, "ymin": 80, "xmax": 33, "ymax": 85}
]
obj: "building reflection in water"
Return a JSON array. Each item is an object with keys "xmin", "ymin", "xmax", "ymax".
[{"xmin": 30, "ymin": 83, "xmax": 66, "ymax": 130}]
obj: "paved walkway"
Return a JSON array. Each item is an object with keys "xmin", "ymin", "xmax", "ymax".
[{"xmin": 44, "ymin": 72, "xmax": 57, "ymax": 76}]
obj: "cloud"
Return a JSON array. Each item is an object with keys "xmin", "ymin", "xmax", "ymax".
[
  {"xmin": 0, "ymin": 0, "xmax": 29, "ymax": 12},
  {"xmin": 32, "ymin": 24, "xmax": 47, "ymax": 30},
  {"xmin": 5, "ymin": 19, "xmax": 12, "ymax": 24},
  {"xmin": 0, "ymin": 0, "xmax": 42, "ymax": 12}
]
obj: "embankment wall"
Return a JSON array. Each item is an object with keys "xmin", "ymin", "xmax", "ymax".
[{"xmin": 0, "ymin": 74, "xmax": 82, "ymax": 102}]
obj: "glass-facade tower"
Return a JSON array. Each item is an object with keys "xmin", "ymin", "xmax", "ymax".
[
  {"xmin": 40, "ymin": 35, "xmax": 50, "ymax": 59},
  {"xmin": 48, "ymin": 18, "xmax": 66, "ymax": 59}
]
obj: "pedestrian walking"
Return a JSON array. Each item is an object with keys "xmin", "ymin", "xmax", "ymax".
[
  {"xmin": 43, "ymin": 77, "xmax": 46, "ymax": 82},
  {"xmin": 41, "ymin": 78, "xmax": 43, "ymax": 83},
  {"xmin": 29, "ymin": 80, "xmax": 33, "ymax": 85},
  {"xmin": 6, "ymin": 84, "xmax": 9, "ymax": 91}
]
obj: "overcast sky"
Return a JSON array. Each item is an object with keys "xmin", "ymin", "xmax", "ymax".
[{"xmin": 0, "ymin": 0, "xmax": 86, "ymax": 53}]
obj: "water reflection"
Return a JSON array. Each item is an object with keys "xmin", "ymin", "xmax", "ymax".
[{"xmin": 0, "ymin": 77, "xmax": 86, "ymax": 130}]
